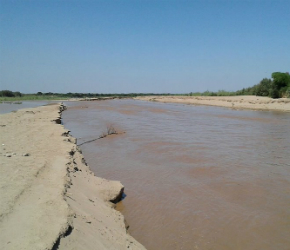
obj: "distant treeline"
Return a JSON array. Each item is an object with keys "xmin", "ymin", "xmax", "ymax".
[
  {"xmin": 0, "ymin": 91, "xmax": 176, "ymax": 99},
  {"xmin": 33, "ymin": 92, "xmax": 174, "ymax": 98},
  {"xmin": 189, "ymin": 72, "xmax": 290, "ymax": 98},
  {"xmin": 0, "ymin": 90, "xmax": 23, "ymax": 97},
  {"xmin": 1, "ymin": 72, "xmax": 289, "ymax": 99}
]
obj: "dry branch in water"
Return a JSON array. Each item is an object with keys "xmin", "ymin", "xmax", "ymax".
[
  {"xmin": 106, "ymin": 124, "xmax": 117, "ymax": 135},
  {"xmin": 78, "ymin": 125, "xmax": 118, "ymax": 146}
]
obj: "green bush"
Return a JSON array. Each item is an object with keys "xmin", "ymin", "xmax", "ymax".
[{"xmin": 0, "ymin": 90, "xmax": 22, "ymax": 97}]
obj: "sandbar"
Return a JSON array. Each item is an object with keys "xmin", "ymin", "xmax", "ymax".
[{"xmin": 135, "ymin": 95, "xmax": 290, "ymax": 112}]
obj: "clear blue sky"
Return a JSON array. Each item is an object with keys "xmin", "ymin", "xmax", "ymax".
[{"xmin": 0, "ymin": 0, "xmax": 289, "ymax": 94}]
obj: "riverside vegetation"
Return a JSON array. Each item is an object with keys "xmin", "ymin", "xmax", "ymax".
[
  {"xmin": 1, "ymin": 72, "xmax": 289, "ymax": 100},
  {"xmin": 0, "ymin": 91, "xmax": 175, "ymax": 102},
  {"xmin": 188, "ymin": 72, "xmax": 290, "ymax": 98}
]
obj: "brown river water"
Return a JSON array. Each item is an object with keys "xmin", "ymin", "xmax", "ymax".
[{"xmin": 62, "ymin": 99, "xmax": 290, "ymax": 250}]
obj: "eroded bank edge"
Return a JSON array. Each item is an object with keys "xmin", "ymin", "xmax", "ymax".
[{"xmin": 54, "ymin": 103, "xmax": 145, "ymax": 249}]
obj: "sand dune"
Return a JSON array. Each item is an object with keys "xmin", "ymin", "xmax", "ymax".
[
  {"xmin": 0, "ymin": 103, "xmax": 145, "ymax": 250},
  {"xmin": 135, "ymin": 95, "xmax": 290, "ymax": 112}
]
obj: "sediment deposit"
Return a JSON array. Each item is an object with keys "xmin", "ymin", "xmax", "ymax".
[
  {"xmin": 135, "ymin": 95, "xmax": 290, "ymax": 112},
  {"xmin": 0, "ymin": 103, "xmax": 145, "ymax": 250}
]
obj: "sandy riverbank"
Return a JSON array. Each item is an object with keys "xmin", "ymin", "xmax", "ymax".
[
  {"xmin": 0, "ymin": 103, "xmax": 145, "ymax": 250},
  {"xmin": 135, "ymin": 96, "xmax": 290, "ymax": 112}
]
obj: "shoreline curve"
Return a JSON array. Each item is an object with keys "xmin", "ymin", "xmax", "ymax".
[{"xmin": 0, "ymin": 103, "xmax": 146, "ymax": 250}]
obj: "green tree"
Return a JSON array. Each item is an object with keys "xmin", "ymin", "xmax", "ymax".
[
  {"xmin": 255, "ymin": 78, "xmax": 272, "ymax": 96},
  {"xmin": 272, "ymin": 72, "xmax": 290, "ymax": 88},
  {"xmin": 0, "ymin": 90, "xmax": 15, "ymax": 97},
  {"xmin": 14, "ymin": 91, "xmax": 22, "ymax": 97},
  {"xmin": 271, "ymin": 72, "xmax": 290, "ymax": 98}
]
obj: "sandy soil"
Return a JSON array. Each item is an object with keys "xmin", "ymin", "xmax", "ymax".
[
  {"xmin": 135, "ymin": 96, "xmax": 290, "ymax": 112},
  {"xmin": 0, "ymin": 103, "xmax": 145, "ymax": 250}
]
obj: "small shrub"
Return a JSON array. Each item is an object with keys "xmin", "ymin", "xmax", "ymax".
[
  {"xmin": 106, "ymin": 125, "xmax": 117, "ymax": 135},
  {"xmin": 99, "ymin": 125, "xmax": 117, "ymax": 139}
]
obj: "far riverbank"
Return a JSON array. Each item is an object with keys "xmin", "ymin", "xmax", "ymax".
[{"xmin": 135, "ymin": 95, "xmax": 290, "ymax": 112}]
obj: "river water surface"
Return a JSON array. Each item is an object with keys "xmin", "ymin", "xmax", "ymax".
[
  {"xmin": 0, "ymin": 101, "xmax": 54, "ymax": 114},
  {"xmin": 62, "ymin": 99, "xmax": 290, "ymax": 250}
]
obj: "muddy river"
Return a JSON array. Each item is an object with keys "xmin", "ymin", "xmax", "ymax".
[{"xmin": 62, "ymin": 99, "xmax": 290, "ymax": 250}]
